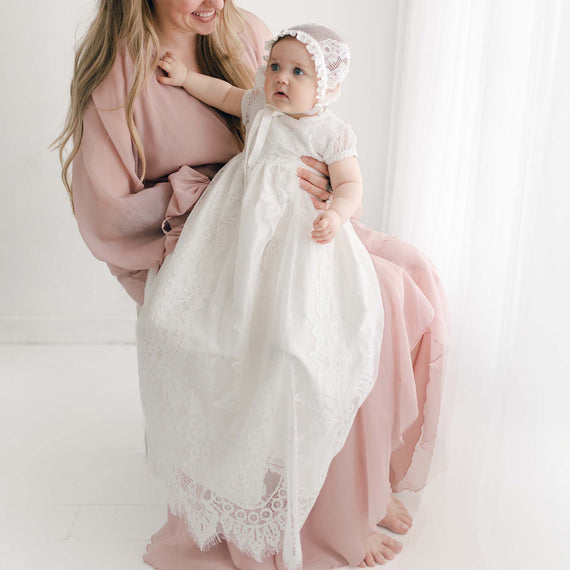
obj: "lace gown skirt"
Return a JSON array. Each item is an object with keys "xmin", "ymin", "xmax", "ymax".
[
  {"xmin": 136, "ymin": 150, "xmax": 384, "ymax": 569},
  {"xmin": 140, "ymin": 225, "xmax": 444, "ymax": 570}
]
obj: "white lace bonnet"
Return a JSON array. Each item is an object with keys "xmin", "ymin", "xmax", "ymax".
[{"xmin": 264, "ymin": 23, "xmax": 351, "ymax": 113}]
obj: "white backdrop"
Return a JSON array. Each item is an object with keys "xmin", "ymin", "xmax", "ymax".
[
  {"xmin": 383, "ymin": 1, "xmax": 570, "ymax": 568},
  {"xmin": 0, "ymin": 0, "xmax": 399, "ymax": 343}
]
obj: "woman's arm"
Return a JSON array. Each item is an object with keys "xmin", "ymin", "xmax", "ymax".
[
  {"xmin": 72, "ymin": 97, "xmax": 211, "ymax": 304},
  {"xmin": 158, "ymin": 52, "xmax": 245, "ymax": 117}
]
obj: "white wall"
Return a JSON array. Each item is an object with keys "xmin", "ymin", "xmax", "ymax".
[{"xmin": 0, "ymin": 0, "xmax": 399, "ymax": 343}]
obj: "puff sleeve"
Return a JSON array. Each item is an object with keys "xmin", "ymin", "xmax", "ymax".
[
  {"xmin": 241, "ymin": 68, "xmax": 267, "ymax": 128},
  {"xmin": 322, "ymin": 123, "xmax": 358, "ymax": 165}
]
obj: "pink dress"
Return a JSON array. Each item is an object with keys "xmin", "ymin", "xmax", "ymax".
[{"xmin": 71, "ymin": 10, "xmax": 447, "ymax": 570}]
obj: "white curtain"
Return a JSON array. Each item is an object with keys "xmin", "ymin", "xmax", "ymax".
[{"xmin": 382, "ymin": 1, "xmax": 570, "ymax": 568}]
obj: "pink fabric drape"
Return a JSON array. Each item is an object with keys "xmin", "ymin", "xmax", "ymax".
[{"xmin": 142, "ymin": 248, "xmax": 443, "ymax": 569}]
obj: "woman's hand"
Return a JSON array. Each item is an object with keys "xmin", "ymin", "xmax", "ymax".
[
  {"xmin": 157, "ymin": 52, "xmax": 188, "ymax": 86},
  {"xmin": 312, "ymin": 210, "xmax": 342, "ymax": 245},
  {"xmin": 297, "ymin": 156, "xmax": 333, "ymax": 210}
]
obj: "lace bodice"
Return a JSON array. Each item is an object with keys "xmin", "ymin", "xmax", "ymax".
[{"xmin": 241, "ymin": 82, "xmax": 358, "ymax": 169}]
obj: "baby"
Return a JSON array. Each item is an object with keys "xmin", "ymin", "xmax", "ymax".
[
  {"xmin": 138, "ymin": 24, "xmax": 384, "ymax": 570},
  {"xmin": 157, "ymin": 24, "xmax": 362, "ymax": 244}
]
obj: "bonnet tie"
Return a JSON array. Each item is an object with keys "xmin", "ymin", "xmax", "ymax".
[{"xmin": 245, "ymin": 105, "xmax": 282, "ymax": 172}]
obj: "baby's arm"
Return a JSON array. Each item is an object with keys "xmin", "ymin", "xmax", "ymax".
[
  {"xmin": 158, "ymin": 52, "xmax": 245, "ymax": 117},
  {"xmin": 311, "ymin": 156, "xmax": 362, "ymax": 245}
]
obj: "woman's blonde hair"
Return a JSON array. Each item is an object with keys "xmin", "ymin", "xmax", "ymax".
[{"xmin": 52, "ymin": 0, "xmax": 254, "ymax": 211}]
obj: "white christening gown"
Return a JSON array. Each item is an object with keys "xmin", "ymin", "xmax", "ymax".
[{"xmin": 136, "ymin": 84, "xmax": 384, "ymax": 570}]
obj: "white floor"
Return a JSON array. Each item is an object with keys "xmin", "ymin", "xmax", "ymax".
[
  {"xmin": 0, "ymin": 345, "xmax": 167, "ymax": 570},
  {"xmin": 0, "ymin": 345, "xmax": 417, "ymax": 570}
]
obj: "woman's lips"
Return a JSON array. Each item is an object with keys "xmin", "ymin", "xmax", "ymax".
[{"xmin": 191, "ymin": 10, "xmax": 216, "ymax": 23}]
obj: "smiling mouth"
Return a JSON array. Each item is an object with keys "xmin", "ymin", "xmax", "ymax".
[{"xmin": 191, "ymin": 10, "xmax": 216, "ymax": 21}]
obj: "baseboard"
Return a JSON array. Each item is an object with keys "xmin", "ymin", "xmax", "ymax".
[{"xmin": 0, "ymin": 316, "xmax": 137, "ymax": 344}]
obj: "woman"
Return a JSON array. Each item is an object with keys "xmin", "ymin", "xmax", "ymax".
[{"xmin": 53, "ymin": 1, "xmax": 447, "ymax": 568}]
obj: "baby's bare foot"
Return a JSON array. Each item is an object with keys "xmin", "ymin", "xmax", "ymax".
[
  {"xmin": 377, "ymin": 494, "xmax": 413, "ymax": 534},
  {"xmin": 357, "ymin": 530, "xmax": 403, "ymax": 567}
]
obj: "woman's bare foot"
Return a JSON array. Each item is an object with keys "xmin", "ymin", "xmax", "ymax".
[
  {"xmin": 357, "ymin": 530, "xmax": 403, "ymax": 567},
  {"xmin": 377, "ymin": 494, "xmax": 413, "ymax": 534}
]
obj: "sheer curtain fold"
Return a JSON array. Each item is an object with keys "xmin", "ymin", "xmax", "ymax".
[{"xmin": 382, "ymin": 1, "xmax": 570, "ymax": 568}]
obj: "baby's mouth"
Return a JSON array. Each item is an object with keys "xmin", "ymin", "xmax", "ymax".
[{"xmin": 274, "ymin": 90, "xmax": 289, "ymax": 99}]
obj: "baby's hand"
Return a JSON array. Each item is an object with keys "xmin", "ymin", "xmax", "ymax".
[
  {"xmin": 312, "ymin": 210, "xmax": 342, "ymax": 245},
  {"xmin": 157, "ymin": 52, "xmax": 188, "ymax": 86}
]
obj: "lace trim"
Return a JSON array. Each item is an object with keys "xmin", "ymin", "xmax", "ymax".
[
  {"xmin": 168, "ymin": 467, "xmax": 289, "ymax": 561},
  {"xmin": 325, "ymin": 149, "xmax": 358, "ymax": 165}
]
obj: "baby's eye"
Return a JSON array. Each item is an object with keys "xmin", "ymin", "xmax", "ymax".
[
  {"xmin": 270, "ymin": 63, "xmax": 280, "ymax": 72},
  {"xmin": 293, "ymin": 67, "xmax": 304, "ymax": 76}
]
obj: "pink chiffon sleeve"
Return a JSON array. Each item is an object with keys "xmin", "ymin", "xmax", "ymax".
[
  {"xmin": 72, "ymin": 14, "xmax": 271, "ymax": 306},
  {"xmin": 72, "ymin": 86, "xmax": 210, "ymax": 306}
]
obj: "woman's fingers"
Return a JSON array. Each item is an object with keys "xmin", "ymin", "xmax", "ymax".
[
  {"xmin": 301, "ymin": 155, "xmax": 329, "ymax": 177},
  {"xmin": 298, "ymin": 168, "xmax": 331, "ymax": 202},
  {"xmin": 310, "ymin": 197, "xmax": 331, "ymax": 210}
]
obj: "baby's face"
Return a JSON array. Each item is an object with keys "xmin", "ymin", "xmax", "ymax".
[{"xmin": 264, "ymin": 37, "xmax": 318, "ymax": 118}]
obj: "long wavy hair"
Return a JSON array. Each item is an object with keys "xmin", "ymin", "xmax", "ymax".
[{"xmin": 52, "ymin": 0, "xmax": 255, "ymax": 211}]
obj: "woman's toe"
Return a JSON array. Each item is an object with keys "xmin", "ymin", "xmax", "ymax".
[
  {"xmin": 400, "ymin": 512, "xmax": 413, "ymax": 525},
  {"xmin": 365, "ymin": 552, "xmax": 376, "ymax": 566},
  {"xmin": 387, "ymin": 536, "xmax": 403, "ymax": 552},
  {"xmin": 380, "ymin": 546, "xmax": 395, "ymax": 561},
  {"xmin": 373, "ymin": 550, "xmax": 388, "ymax": 564},
  {"xmin": 396, "ymin": 518, "xmax": 409, "ymax": 531}
]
